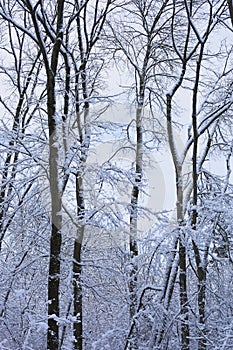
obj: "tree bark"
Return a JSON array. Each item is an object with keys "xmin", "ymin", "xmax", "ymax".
[
  {"xmin": 47, "ymin": 72, "xmax": 63, "ymax": 350},
  {"xmin": 191, "ymin": 44, "xmax": 207, "ymax": 350},
  {"xmin": 167, "ymin": 93, "xmax": 190, "ymax": 350},
  {"xmin": 73, "ymin": 172, "xmax": 85, "ymax": 350},
  {"xmin": 128, "ymin": 94, "xmax": 144, "ymax": 350},
  {"xmin": 46, "ymin": 1, "xmax": 65, "ymax": 348}
]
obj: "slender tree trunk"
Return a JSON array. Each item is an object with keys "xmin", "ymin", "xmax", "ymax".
[
  {"xmin": 72, "ymin": 52, "xmax": 90, "ymax": 348},
  {"xmin": 46, "ymin": 1, "xmax": 65, "ymax": 347},
  {"xmin": 167, "ymin": 93, "xmax": 190, "ymax": 350},
  {"xmin": 73, "ymin": 238, "xmax": 83, "ymax": 350},
  {"xmin": 152, "ymin": 238, "xmax": 179, "ymax": 349},
  {"xmin": 128, "ymin": 99, "xmax": 144, "ymax": 350},
  {"xmin": 177, "ymin": 177, "xmax": 190, "ymax": 350},
  {"xmin": 47, "ymin": 70, "xmax": 63, "ymax": 350},
  {"xmin": 191, "ymin": 47, "xmax": 207, "ymax": 350},
  {"xmin": 73, "ymin": 172, "xmax": 85, "ymax": 350},
  {"xmin": 179, "ymin": 236, "xmax": 190, "ymax": 350}
]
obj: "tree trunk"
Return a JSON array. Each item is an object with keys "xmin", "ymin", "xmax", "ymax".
[
  {"xmin": 45, "ymin": 2, "xmax": 65, "ymax": 348},
  {"xmin": 47, "ymin": 70, "xmax": 63, "ymax": 350},
  {"xmin": 179, "ymin": 238, "xmax": 190, "ymax": 350},
  {"xmin": 73, "ymin": 238, "xmax": 83, "ymax": 350},
  {"xmin": 167, "ymin": 93, "xmax": 190, "ymax": 350},
  {"xmin": 152, "ymin": 238, "xmax": 179, "ymax": 349},
  {"xmin": 191, "ymin": 45, "xmax": 207, "ymax": 350},
  {"xmin": 72, "ymin": 171, "xmax": 85, "ymax": 350},
  {"xmin": 128, "ymin": 101, "xmax": 144, "ymax": 350}
]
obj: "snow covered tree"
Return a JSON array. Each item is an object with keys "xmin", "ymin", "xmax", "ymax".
[{"xmin": 0, "ymin": 1, "xmax": 233, "ymax": 349}]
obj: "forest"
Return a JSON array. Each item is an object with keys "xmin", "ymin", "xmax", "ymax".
[{"xmin": 0, "ymin": 0, "xmax": 233, "ymax": 349}]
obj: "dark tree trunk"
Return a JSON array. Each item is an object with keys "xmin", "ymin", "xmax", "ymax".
[
  {"xmin": 46, "ymin": 1, "xmax": 65, "ymax": 347},
  {"xmin": 47, "ymin": 71, "xmax": 63, "ymax": 350},
  {"xmin": 179, "ymin": 238, "xmax": 190, "ymax": 350},
  {"xmin": 73, "ymin": 238, "xmax": 83, "ymax": 350},
  {"xmin": 191, "ymin": 43, "xmax": 207, "ymax": 350},
  {"xmin": 72, "ymin": 170, "xmax": 85, "ymax": 349}
]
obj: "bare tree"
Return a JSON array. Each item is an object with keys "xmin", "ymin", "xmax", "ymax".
[
  {"xmin": 158, "ymin": 1, "xmax": 233, "ymax": 349},
  {"xmin": 107, "ymin": 1, "xmax": 170, "ymax": 348},
  {"xmin": 0, "ymin": 1, "xmax": 233, "ymax": 349},
  {"xmin": 0, "ymin": 1, "xmax": 117, "ymax": 348}
]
